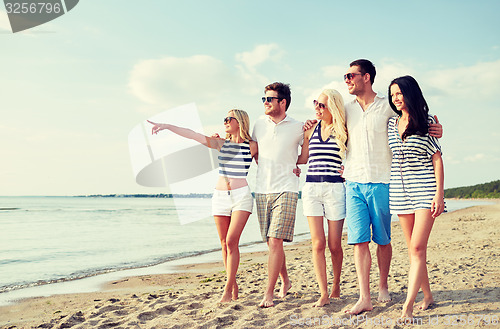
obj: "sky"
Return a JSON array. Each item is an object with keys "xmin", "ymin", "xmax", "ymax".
[{"xmin": 1, "ymin": 0, "xmax": 499, "ymax": 196}]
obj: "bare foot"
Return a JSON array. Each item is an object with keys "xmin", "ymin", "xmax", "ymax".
[
  {"xmin": 329, "ymin": 284, "xmax": 340, "ymax": 299},
  {"xmin": 400, "ymin": 301, "xmax": 414, "ymax": 319},
  {"xmin": 232, "ymin": 282, "xmax": 238, "ymax": 301},
  {"xmin": 313, "ymin": 296, "xmax": 330, "ymax": 307},
  {"xmin": 278, "ymin": 281, "xmax": 292, "ymax": 298},
  {"xmin": 417, "ymin": 298, "xmax": 435, "ymax": 310},
  {"xmin": 259, "ymin": 293, "xmax": 274, "ymax": 308},
  {"xmin": 378, "ymin": 288, "xmax": 391, "ymax": 302},
  {"xmin": 345, "ymin": 298, "xmax": 373, "ymax": 315},
  {"xmin": 219, "ymin": 291, "xmax": 232, "ymax": 303}
]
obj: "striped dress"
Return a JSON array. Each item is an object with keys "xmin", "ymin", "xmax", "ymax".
[
  {"xmin": 305, "ymin": 121, "xmax": 343, "ymax": 183},
  {"xmin": 388, "ymin": 115, "xmax": 443, "ymax": 214},
  {"xmin": 218, "ymin": 140, "xmax": 252, "ymax": 178}
]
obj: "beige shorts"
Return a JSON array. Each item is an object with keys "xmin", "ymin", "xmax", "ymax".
[
  {"xmin": 255, "ymin": 192, "xmax": 298, "ymax": 242},
  {"xmin": 211, "ymin": 186, "xmax": 253, "ymax": 216}
]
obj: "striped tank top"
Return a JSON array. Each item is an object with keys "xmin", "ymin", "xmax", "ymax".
[
  {"xmin": 218, "ymin": 140, "xmax": 252, "ymax": 179},
  {"xmin": 306, "ymin": 121, "xmax": 343, "ymax": 183}
]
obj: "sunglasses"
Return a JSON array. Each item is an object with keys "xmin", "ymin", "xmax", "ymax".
[
  {"xmin": 261, "ymin": 96, "xmax": 281, "ymax": 103},
  {"xmin": 343, "ymin": 73, "xmax": 364, "ymax": 81},
  {"xmin": 313, "ymin": 100, "xmax": 327, "ymax": 110},
  {"xmin": 224, "ymin": 116, "xmax": 237, "ymax": 124}
]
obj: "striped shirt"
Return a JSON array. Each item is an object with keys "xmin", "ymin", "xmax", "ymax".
[
  {"xmin": 306, "ymin": 121, "xmax": 343, "ymax": 183},
  {"xmin": 388, "ymin": 115, "xmax": 444, "ymax": 213},
  {"xmin": 218, "ymin": 140, "xmax": 252, "ymax": 179}
]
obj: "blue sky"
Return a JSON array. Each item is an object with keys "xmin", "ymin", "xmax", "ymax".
[{"xmin": 1, "ymin": 0, "xmax": 499, "ymax": 196}]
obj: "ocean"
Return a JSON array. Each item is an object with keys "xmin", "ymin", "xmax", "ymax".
[{"xmin": 0, "ymin": 196, "xmax": 492, "ymax": 306}]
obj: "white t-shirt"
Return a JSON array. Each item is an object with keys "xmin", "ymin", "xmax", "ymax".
[
  {"xmin": 343, "ymin": 94, "xmax": 396, "ymax": 184},
  {"xmin": 252, "ymin": 115, "xmax": 304, "ymax": 193}
]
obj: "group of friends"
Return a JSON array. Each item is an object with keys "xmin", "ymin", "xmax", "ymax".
[{"xmin": 148, "ymin": 59, "xmax": 445, "ymax": 319}]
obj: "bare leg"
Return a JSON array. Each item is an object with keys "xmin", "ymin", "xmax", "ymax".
[
  {"xmin": 346, "ymin": 242, "xmax": 373, "ymax": 314},
  {"xmin": 377, "ymin": 243, "xmax": 392, "ymax": 302},
  {"xmin": 399, "ymin": 211, "xmax": 435, "ymax": 318},
  {"xmin": 399, "ymin": 214, "xmax": 435, "ymax": 311},
  {"xmin": 416, "ymin": 264, "xmax": 435, "ymax": 311},
  {"xmin": 327, "ymin": 219, "xmax": 344, "ymax": 299},
  {"xmin": 308, "ymin": 216, "xmax": 329, "ymax": 307},
  {"xmin": 215, "ymin": 211, "xmax": 250, "ymax": 303},
  {"xmin": 260, "ymin": 237, "xmax": 287, "ymax": 307},
  {"xmin": 214, "ymin": 216, "xmax": 230, "ymax": 266},
  {"xmin": 278, "ymin": 252, "xmax": 292, "ymax": 298}
]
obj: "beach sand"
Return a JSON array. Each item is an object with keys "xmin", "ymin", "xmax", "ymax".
[{"xmin": 1, "ymin": 203, "xmax": 499, "ymax": 328}]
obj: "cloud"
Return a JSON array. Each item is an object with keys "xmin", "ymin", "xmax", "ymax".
[
  {"xmin": 129, "ymin": 55, "xmax": 236, "ymax": 110},
  {"xmin": 234, "ymin": 44, "xmax": 286, "ymax": 93},
  {"xmin": 322, "ymin": 65, "xmax": 345, "ymax": 80},
  {"xmin": 235, "ymin": 43, "xmax": 284, "ymax": 70},
  {"xmin": 465, "ymin": 153, "xmax": 486, "ymax": 163},
  {"xmin": 373, "ymin": 61, "xmax": 416, "ymax": 93},
  {"xmin": 128, "ymin": 45, "xmax": 287, "ymax": 119},
  {"xmin": 443, "ymin": 155, "xmax": 460, "ymax": 165},
  {"xmin": 424, "ymin": 60, "xmax": 500, "ymax": 99}
]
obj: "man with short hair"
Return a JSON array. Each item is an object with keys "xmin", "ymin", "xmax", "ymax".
[
  {"xmin": 252, "ymin": 82, "xmax": 304, "ymax": 308},
  {"xmin": 343, "ymin": 59, "xmax": 442, "ymax": 314}
]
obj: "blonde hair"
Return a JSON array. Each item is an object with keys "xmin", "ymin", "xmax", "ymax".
[
  {"xmin": 321, "ymin": 89, "xmax": 348, "ymax": 159},
  {"xmin": 225, "ymin": 109, "xmax": 252, "ymax": 141}
]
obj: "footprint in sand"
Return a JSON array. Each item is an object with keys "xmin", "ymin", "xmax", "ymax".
[
  {"xmin": 137, "ymin": 305, "xmax": 176, "ymax": 323},
  {"xmin": 187, "ymin": 302, "xmax": 204, "ymax": 309},
  {"xmin": 58, "ymin": 311, "xmax": 86, "ymax": 328},
  {"xmin": 137, "ymin": 311, "xmax": 156, "ymax": 322},
  {"xmin": 97, "ymin": 319, "xmax": 124, "ymax": 328}
]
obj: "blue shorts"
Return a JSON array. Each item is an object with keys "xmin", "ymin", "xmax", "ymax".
[{"xmin": 345, "ymin": 181, "xmax": 391, "ymax": 245}]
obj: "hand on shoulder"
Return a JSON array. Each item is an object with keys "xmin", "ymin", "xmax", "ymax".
[{"xmin": 303, "ymin": 119, "xmax": 317, "ymax": 132}]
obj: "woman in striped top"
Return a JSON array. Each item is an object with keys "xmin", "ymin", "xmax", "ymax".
[
  {"xmin": 387, "ymin": 76, "xmax": 445, "ymax": 319},
  {"xmin": 148, "ymin": 109, "xmax": 258, "ymax": 303},
  {"xmin": 297, "ymin": 89, "xmax": 347, "ymax": 307}
]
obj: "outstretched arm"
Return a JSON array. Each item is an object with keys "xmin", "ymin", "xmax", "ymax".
[
  {"xmin": 147, "ymin": 120, "xmax": 224, "ymax": 150},
  {"xmin": 431, "ymin": 151, "xmax": 445, "ymax": 218},
  {"xmin": 429, "ymin": 115, "xmax": 443, "ymax": 138}
]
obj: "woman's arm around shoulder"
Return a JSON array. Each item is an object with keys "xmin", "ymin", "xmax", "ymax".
[
  {"xmin": 249, "ymin": 140, "xmax": 258, "ymax": 163},
  {"xmin": 296, "ymin": 122, "xmax": 317, "ymax": 165}
]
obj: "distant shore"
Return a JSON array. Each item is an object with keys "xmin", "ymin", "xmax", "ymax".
[{"xmin": 1, "ymin": 202, "xmax": 498, "ymax": 328}]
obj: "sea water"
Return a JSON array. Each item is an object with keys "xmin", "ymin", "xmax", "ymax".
[{"xmin": 0, "ymin": 196, "xmax": 493, "ymax": 305}]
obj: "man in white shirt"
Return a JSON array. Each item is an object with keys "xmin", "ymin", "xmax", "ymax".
[
  {"xmin": 252, "ymin": 82, "xmax": 304, "ymax": 308},
  {"xmin": 343, "ymin": 59, "xmax": 442, "ymax": 315}
]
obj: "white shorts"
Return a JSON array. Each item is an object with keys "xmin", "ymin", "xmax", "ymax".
[
  {"xmin": 211, "ymin": 185, "xmax": 254, "ymax": 216},
  {"xmin": 302, "ymin": 182, "xmax": 346, "ymax": 221}
]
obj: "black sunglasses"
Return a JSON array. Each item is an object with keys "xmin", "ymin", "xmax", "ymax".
[
  {"xmin": 224, "ymin": 116, "xmax": 237, "ymax": 124},
  {"xmin": 261, "ymin": 96, "xmax": 281, "ymax": 103},
  {"xmin": 313, "ymin": 100, "xmax": 327, "ymax": 110},
  {"xmin": 343, "ymin": 73, "xmax": 364, "ymax": 81}
]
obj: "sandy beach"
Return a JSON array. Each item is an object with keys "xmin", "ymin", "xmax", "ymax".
[{"xmin": 1, "ymin": 203, "xmax": 499, "ymax": 329}]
